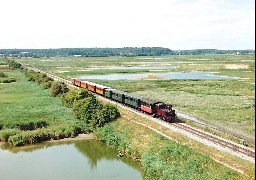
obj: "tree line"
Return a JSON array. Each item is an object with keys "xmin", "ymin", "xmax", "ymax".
[
  {"xmin": 0, "ymin": 48, "xmax": 254, "ymax": 58},
  {"xmin": 0, "ymin": 47, "xmax": 173, "ymax": 57}
]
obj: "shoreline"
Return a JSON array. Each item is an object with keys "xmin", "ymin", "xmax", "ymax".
[
  {"xmin": 45, "ymin": 133, "xmax": 97, "ymax": 143},
  {"xmin": 0, "ymin": 133, "xmax": 97, "ymax": 148}
]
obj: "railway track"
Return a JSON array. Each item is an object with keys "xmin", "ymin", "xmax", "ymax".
[
  {"xmin": 22, "ymin": 64, "xmax": 255, "ymax": 161},
  {"xmin": 171, "ymin": 123, "xmax": 255, "ymax": 158}
]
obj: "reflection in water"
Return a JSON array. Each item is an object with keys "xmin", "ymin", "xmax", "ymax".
[{"xmin": 0, "ymin": 140, "xmax": 143, "ymax": 180}]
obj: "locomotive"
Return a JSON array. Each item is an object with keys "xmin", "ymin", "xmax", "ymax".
[{"xmin": 71, "ymin": 78, "xmax": 176, "ymax": 122}]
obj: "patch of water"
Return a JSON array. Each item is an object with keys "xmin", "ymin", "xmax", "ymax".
[
  {"xmin": 86, "ymin": 66, "xmax": 179, "ymax": 70},
  {"xmin": 80, "ymin": 72, "xmax": 241, "ymax": 80}
]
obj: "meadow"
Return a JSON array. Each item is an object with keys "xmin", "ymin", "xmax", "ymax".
[
  {"xmin": 0, "ymin": 61, "xmax": 91, "ymax": 145},
  {"xmin": 16, "ymin": 54, "xmax": 255, "ymax": 143},
  {"xmin": 0, "ymin": 56, "xmax": 254, "ymax": 179}
]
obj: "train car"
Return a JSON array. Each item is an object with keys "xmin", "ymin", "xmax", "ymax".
[
  {"xmin": 80, "ymin": 81, "xmax": 89, "ymax": 89},
  {"xmin": 140, "ymin": 98, "xmax": 176, "ymax": 121},
  {"xmin": 72, "ymin": 78, "xmax": 81, "ymax": 87},
  {"xmin": 86, "ymin": 81, "xmax": 96, "ymax": 92},
  {"xmin": 111, "ymin": 89, "xmax": 126, "ymax": 104},
  {"xmin": 71, "ymin": 78, "xmax": 75, "ymax": 85},
  {"xmin": 104, "ymin": 88, "xmax": 115, "ymax": 99},
  {"xmin": 140, "ymin": 98, "xmax": 160, "ymax": 114},
  {"xmin": 124, "ymin": 93, "xmax": 142, "ymax": 109},
  {"xmin": 95, "ymin": 84, "xmax": 110, "ymax": 96}
]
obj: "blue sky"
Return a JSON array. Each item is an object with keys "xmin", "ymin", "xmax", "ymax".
[{"xmin": 0, "ymin": 0, "xmax": 254, "ymax": 50}]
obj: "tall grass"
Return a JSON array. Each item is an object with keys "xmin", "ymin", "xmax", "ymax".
[{"xmin": 0, "ymin": 67, "xmax": 90, "ymax": 145}]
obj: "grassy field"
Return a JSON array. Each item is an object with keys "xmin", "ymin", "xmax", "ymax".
[
  {"xmin": 15, "ymin": 54, "xmax": 255, "ymax": 142},
  {"xmin": 0, "ymin": 56, "xmax": 254, "ymax": 178},
  {"xmin": 97, "ymin": 115, "xmax": 254, "ymax": 179},
  {"xmin": 0, "ymin": 62, "xmax": 90, "ymax": 145}
]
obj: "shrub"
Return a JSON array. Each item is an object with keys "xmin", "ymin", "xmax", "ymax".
[
  {"xmin": 0, "ymin": 71, "xmax": 7, "ymax": 78},
  {"xmin": 42, "ymin": 81, "xmax": 52, "ymax": 89},
  {"xmin": 50, "ymin": 81, "xmax": 68, "ymax": 97},
  {"xmin": 0, "ymin": 78, "xmax": 16, "ymax": 83},
  {"xmin": 0, "ymin": 129, "xmax": 20, "ymax": 142},
  {"xmin": 61, "ymin": 89, "xmax": 94, "ymax": 108}
]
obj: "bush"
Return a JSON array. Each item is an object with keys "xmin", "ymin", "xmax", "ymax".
[
  {"xmin": 42, "ymin": 81, "xmax": 52, "ymax": 89},
  {"xmin": 61, "ymin": 89, "xmax": 94, "ymax": 108},
  {"xmin": 0, "ymin": 71, "xmax": 7, "ymax": 78},
  {"xmin": 50, "ymin": 81, "xmax": 68, "ymax": 97},
  {"xmin": 0, "ymin": 78, "xmax": 16, "ymax": 83},
  {"xmin": 73, "ymin": 96, "xmax": 101, "ymax": 123},
  {"xmin": 0, "ymin": 129, "xmax": 20, "ymax": 141},
  {"xmin": 6, "ymin": 60, "xmax": 22, "ymax": 69}
]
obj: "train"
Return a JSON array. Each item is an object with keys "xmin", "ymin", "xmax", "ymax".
[{"xmin": 71, "ymin": 78, "xmax": 177, "ymax": 122}]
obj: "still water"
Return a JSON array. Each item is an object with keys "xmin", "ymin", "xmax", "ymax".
[
  {"xmin": 86, "ymin": 65, "xmax": 179, "ymax": 70},
  {"xmin": 80, "ymin": 71, "xmax": 241, "ymax": 80},
  {"xmin": 0, "ymin": 140, "xmax": 143, "ymax": 180}
]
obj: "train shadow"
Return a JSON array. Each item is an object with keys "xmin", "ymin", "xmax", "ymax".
[{"xmin": 171, "ymin": 118, "xmax": 185, "ymax": 124}]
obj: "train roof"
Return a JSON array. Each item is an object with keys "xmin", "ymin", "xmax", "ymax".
[
  {"xmin": 108, "ymin": 89, "xmax": 146, "ymax": 100},
  {"xmin": 81, "ymin": 80, "xmax": 90, "ymax": 83},
  {"xmin": 95, "ymin": 84, "xmax": 110, "ymax": 89},
  {"xmin": 140, "ymin": 97, "xmax": 160, "ymax": 105},
  {"xmin": 111, "ymin": 89, "xmax": 128, "ymax": 95},
  {"xmin": 125, "ymin": 92, "xmax": 143, "ymax": 100},
  {"xmin": 105, "ymin": 88, "xmax": 116, "ymax": 91}
]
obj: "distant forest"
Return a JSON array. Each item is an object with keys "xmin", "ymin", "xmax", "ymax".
[{"xmin": 0, "ymin": 47, "xmax": 254, "ymax": 57}]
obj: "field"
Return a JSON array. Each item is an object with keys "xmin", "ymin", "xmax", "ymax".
[
  {"xmin": 0, "ymin": 56, "xmax": 255, "ymax": 179},
  {"xmin": 0, "ymin": 61, "xmax": 90, "ymax": 145},
  {"xmin": 16, "ymin": 54, "xmax": 255, "ymax": 143}
]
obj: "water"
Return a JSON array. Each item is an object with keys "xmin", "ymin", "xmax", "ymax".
[
  {"xmin": 85, "ymin": 65, "xmax": 179, "ymax": 70},
  {"xmin": 0, "ymin": 140, "xmax": 143, "ymax": 180},
  {"xmin": 80, "ymin": 71, "xmax": 241, "ymax": 80}
]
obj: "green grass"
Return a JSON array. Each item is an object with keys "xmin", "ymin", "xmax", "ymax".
[
  {"xmin": 97, "ymin": 118, "xmax": 245, "ymax": 180},
  {"xmin": 13, "ymin": 55, "xmax": 255, "ymax": 141},
  {"xmin": 0, "ymin": 66, "xmax": 90, "ymax": 145}
]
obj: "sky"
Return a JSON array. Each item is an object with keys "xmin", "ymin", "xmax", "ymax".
[{"xmin": 0, "ymin": 0, "xmax": 255, "ymax": 50}]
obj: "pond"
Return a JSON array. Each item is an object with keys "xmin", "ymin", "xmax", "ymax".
[
  {"xmin": 0, "ymin": 140, "xmax": 143, "ymax": 180},
  {"xmin": 85, "ymin": 65, "xmax": 179, "ymax": 70},
  {"xmin": 80, "ymin": 71, "xmax": 241, "ymax": 80}
]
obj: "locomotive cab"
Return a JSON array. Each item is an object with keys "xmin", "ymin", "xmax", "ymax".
[{"xmin": 155, "ymin": 103, "xmax": 176, "ymax": 121}]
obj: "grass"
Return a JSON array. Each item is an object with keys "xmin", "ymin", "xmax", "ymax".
[
  {"xmin": 107, "ymin": 106, "xmax": 255, "ymax": 179},
  {"xmin": 97, "ymin": 116, "xmax": 252, "ymax": 179},
  {"xmin": 0, "ymin": 57, "xmax": 254, "ymax": 178},
  {"xmin": 0, "ymin": 64, "xmax": 90, "ymax": 145},
  {"xmin": 14, "ymin": 55, "xmax": 255, "ymax": 142}
]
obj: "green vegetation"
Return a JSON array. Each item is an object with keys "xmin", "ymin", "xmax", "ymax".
[
  {"xmin": 0, "ymin": 56, "xmax": 254, "ymax": 178},
  {"xmin": 62, "ymin": 89, "xmax": 120, "ymax": 129},
  {"xmin": 15, "ymin": 54, "xmax": 255, "ymax": 142},
  {"xmin": 0, "ymin": 47, "xmax": 173, "ymax": 57},
  {"xmin": 0, "ymin": 67, "xmax": 90, "ymax": 146},
  {"xmin": 0, "ymin": 64, "xmax": 16, "ymax": 83},
  {"xmin": 0, "ymin": 59, "xmax": 120, "ymax": 146},
  {"xmin": 0, "ymin": 48, "xmax": 254, "ymax": 58},
  {"xmin": 96, "ymin": 119, "xmax": 245, "ymax": 179}
]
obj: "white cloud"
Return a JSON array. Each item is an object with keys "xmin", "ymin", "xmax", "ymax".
[{"xmin": 0, "ymin": 0, "xmax": 254, "ymax": 49}]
